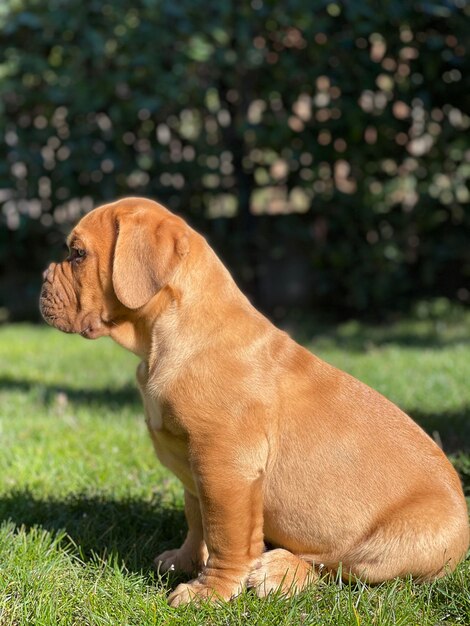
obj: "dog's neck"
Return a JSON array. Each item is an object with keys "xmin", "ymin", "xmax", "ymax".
[{"xmin": 107, "ymin": 285, "xmax": 175, "ymax": 359}]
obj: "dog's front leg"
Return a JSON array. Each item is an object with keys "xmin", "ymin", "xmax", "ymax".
[
  {"xmin": 167, "ymin": 438, "xmax": 266, "ymax": 606},
  {"xmin": 155, "ymin": 489, "xmax": 208, "ymax": 575}
]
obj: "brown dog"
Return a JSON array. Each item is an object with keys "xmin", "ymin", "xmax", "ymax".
[{"xmin": 40, "ymin": 197, "xmax": 469, "ymax": 605}]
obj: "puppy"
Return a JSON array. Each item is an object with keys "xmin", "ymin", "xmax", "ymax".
[{"xmin": 40, "ymin": 197, "xmax": 469, "ymax": 606}]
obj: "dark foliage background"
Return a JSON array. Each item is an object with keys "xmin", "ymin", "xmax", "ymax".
[{"xmin": 1, "ymin": 0, "xmax": 469, "ymax": 321}]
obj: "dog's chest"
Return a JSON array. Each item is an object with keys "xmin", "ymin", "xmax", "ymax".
[
  {"xmin": 141, "ymin": 390, "xmax": 195, "ymax": 492},
  {"xmin": 144, "ymin": 394, "xmax": 164, "ymax": 431}
]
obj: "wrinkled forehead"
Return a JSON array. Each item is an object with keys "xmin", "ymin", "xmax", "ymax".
[
  {"xmin": 67, "ymin": 204, "xmax": 115, "ymax": 249},
  {"xmin": 65, "ymin": 197, "xmax": 171, "ymax": 249}
]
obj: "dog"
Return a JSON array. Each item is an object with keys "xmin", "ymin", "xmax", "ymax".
[{"xmin": 40, "ymin": 197, "xmax": 469, "ymax": 606}]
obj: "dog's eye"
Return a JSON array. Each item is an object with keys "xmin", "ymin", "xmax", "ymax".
[{"xmin": 68, "ymin": 247, "xmax": 86, "ymax": 263}]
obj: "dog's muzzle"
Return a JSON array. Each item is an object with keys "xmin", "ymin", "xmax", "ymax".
[{"xmin": 39, "ymin": 262, "xmax": 74, "ymax": 333}]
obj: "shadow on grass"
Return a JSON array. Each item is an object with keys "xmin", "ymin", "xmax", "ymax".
[
  {"xmin": 0, "ymin": 375, "xmax": 140, "ymax": 411},
  {"xmin": 0, "ymin": 490, "xmax": 187, "ymax": 579},
  {"xmin": 409, "ymin": 408, "xmax": 470, "ymax": 456}
]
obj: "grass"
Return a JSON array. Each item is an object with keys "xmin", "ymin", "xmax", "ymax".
[{"xmin": 0, "ymin": 309, "xmax": 469, "ymax": 625}]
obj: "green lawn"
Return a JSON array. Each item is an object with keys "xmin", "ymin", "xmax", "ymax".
[{"xmin": 0, "ymin": 312, "xmax": 469, "ymax": 625}]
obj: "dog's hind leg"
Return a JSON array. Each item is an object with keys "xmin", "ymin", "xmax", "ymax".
[
  {"xmin": 247, "ymin": 548, "xmax": 319, "ymax": 597},
  {"xmin": 344, "ymin": 492, "xmax": 469, "ymax": 584}
]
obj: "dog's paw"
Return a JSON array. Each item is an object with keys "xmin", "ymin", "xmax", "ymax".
[
  {"xmin": 154, "ymin": 547, "xmax": 202, "ymax": 575},
  {"xmin": 167, "ymin": 571, "xmax": 247, "ymax": 606},
  {"xmin": 247, "ymin": 549, "xmax": 314, "ymax": 598},
  {"xmin": 167, "ymin": 580, "xmax": 229, "ymax": 606}
]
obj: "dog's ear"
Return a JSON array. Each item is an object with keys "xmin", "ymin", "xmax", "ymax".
[{"xmin": 112, "ymin": 210, "xmax": 189, "ymax": 310}]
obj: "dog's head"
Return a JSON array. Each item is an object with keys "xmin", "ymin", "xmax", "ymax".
[{"xmin": 39, "ymin": 197, "xmax": 190, "ymax": 341}]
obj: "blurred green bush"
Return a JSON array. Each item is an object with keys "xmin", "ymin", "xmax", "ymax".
[{"xmin": 0, "ymin": 0, "xmax": 469, "ymax": 320}]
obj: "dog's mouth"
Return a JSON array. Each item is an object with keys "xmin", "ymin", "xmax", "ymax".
[
  {"xmin": 40, "ymin": 308, "xmax": 74, "ymax": 334},
  {"xmin": 40, "ymin": 263, "xmax": 110, "ymax": 341},
  {"xmin": 39, "ymin": 291, "xmax": 69, "ymax": 332},
  {"xmin": 78, "ymin": 318, "xmax": 109, "ymax": 340},
  {"xmin": 41, "ymin": 308, "xmax": 103, "ymax": 340},
  {"xmin": 79, "ymin": 325, "xmax": 100, "ymax": 339},
  {"xmin": 39, "ymin": 287, "xmax": 89, "ymax": 337},
  {"xmin": 39, "ymin": 265, "xmax": 76, "ymax": 333}
]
